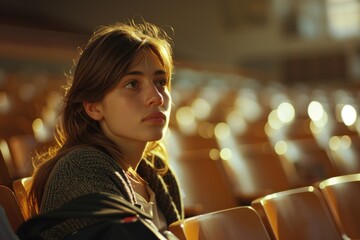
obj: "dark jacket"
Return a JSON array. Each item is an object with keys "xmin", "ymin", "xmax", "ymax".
[{"xmin": 39, "ymin": 146, "xmax": 183, "ymax": 239}]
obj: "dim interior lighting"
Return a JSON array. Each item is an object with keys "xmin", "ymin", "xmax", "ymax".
[
  {"xmin": 308, "ymin": 101, "xmax": 324, "ymax": 121},
  {"xmin": 220, "ymin": 148, "xmax": 232, "ymax": 160},
  {"xmin": 341, "ymin": 104, "xmax": 357, "ymax": 126},
  {"xmin": 191, "ymin": 98, "xmax": 211, "ymax": 120},
  {"xmin": 214, "ymin": 122, "xmax": 231, "ymax": 140},
  {"xmin": 209, "ymin": 148, "xmax": 220, "ymax": 160},
  {"xmin": 274, "ymin": 140, "xmax": 288, "ymax": 155},
  {"xmin": 176, "ymin": 106, "xmax": 195, "ymax": 126},
  {"xmin": 277, "ymin": 102, "xmax": 295, "ymax": 123}
]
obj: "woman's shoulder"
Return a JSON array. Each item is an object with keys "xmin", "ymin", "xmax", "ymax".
[{"xmin": 54, "ymin": 145, "xmax": 121, "ymax": 173}]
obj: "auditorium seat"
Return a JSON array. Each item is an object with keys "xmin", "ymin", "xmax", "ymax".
[
  {"xmin": 276, "ymin": 138, "xmax": 338, "ymax": 185},
  {"xmin": 0, "ymin": 139, "xmax": 17, "ymax": 187},
  {"xmin": 170, "ymin": 148, "xmax": 238, "ymax": 216},
  {"xmin": 326, "ymin": 135, "xmax": 360, "ymax": 175},
  {"xmin": 12, "ymin": 177, "xmax": 33, "ymax": 221},
  {"xmin": 0, "ymin": 185, "xmax": 25, "ymax": 231},
  {"xmin": 319, "ymin": 173, "xmax": 360, "ymax": 239},
  {"xmin": 251, "ymin": 186, "xmax": 343, "ymax": 240},
  {"xmin": 169, "ymin": 206, "xmax": 271, "ymax": 240},
  {"xmin": 220, "ymin": 141, "xmax": 292, "ymax": 205}
]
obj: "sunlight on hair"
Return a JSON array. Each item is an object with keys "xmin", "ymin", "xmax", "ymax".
[
  {"xmin": 341, "ymin": 104, "xmax": 357, "ymax": 126},
  {"xmin": 214, "ymin": 122, "xmax": 231, "ymax": 140}
]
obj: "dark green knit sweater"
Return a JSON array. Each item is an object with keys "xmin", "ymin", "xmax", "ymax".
[{"xmin": 39, "ymin": 146, "xmax": 184, "ymax": 239}]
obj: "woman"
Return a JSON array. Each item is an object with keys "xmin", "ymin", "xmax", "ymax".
[{"xmin": 28, "ymin": 20, "xmax": 184, "ymax": 239}]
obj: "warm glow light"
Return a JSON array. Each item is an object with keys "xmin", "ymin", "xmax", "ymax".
[
  {"xmin": 209, "ymin": 148, "xmax": 221, "ymax": 160},
  {"xmin": 274, "ymin": 141, "xmax": 288, "ymax": 155},
  {"xmin": 268, "ymin": 110, "xmax": 283, "ymax": 129},
  {"xmin": 308, "ymin": 101, "xmax": 324, "ymax": 121},
  {"xmin": 235, "ymin": 93, "xmax": 262, "ymax": 122},
  {"xmin": 32, "ymin": 118, "xmax": 49, "ymax": 142},
  {"xmin": 191, "ymin": 98, "xmax": 211, "ymax": 120},
  {"xmin": 326, "ymin": 0, "xmax": 360, "ymax": 38},
  {"xmin": 214, "ymin": 122, "xmax": 231, "ymax": 140},
  {"xmin": 277, "ymin": 102, "xmax": 295, "ymax": 123},
  {"xmin": 198, "ymin": 122, "xmax": 215, "ymax": 139},
  {"xmin": 220, "ymin": 148, "xmax": 232, "ymax": 160},
  {"xmin": 226, "ymin": 110, "xmax": 247, "ymax": 135},
  {"xmin": 176, "ymin": 106, "xmax": 195, "ymax": 125},
  {"xmin": 341, "ymin": 104, "xmax": 357, "ymax": 126},
  {"xmin": 329, "ymin": 135, "xmax": 352, "ymax": 150}
]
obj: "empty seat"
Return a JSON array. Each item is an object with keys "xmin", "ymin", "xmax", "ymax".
[
  {"xmin": 0, "ymin": 206, "xmax": 19, "ymax": 240},
  {"xmin": 169, "ymin": 206, "xmax": 271, "ymax": 240},
  {"xmin": 219, "ymin": 141, "xmax": 292, "ymax": 204},
  {"xmin": 251, "ymin": 186, "xmax": 343, "ymax": 240},
  {"xmin": 12, "ymin": 177, "xmax": 33, "ymax": 221},
  {"xmin": 276, "ymin": 138, "xmax": 338, "ymax": 185},
  {"xmin": 319, "ymin": 173, "xmax": 360, "ymax": 239},
  {"xmin": 8, "ymin": 134, "xmax": 38, "ymax": 178},
  {"xmin": 170, "ymin": 148, "xmax": 238, "ymax": 216},
  {"xmin": 326, "ymin": 135, "xmax": 360, "ymax": 175},
  {"xmin": 0, "ymin": 139, "xmax": 17, "ymax": 187},
  {"xmin": 0, "ymin": 185, "xmax": 25, "ymax": 231}
]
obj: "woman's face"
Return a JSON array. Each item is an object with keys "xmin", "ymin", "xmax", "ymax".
[{"xmin": 91, "ymin": 48, "xmax": 171, "ymax": 148}]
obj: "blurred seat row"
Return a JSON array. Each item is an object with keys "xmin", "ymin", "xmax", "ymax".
[{"xmin": 1, "ymin": 173, "xmax": 359, "ymax": 239}]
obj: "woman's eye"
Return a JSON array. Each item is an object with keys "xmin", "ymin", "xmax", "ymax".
[
  {"xmin": 155, "ymin": 79, "xmax": 168, "ymax": 88},
  {"xmin": 124, "ymin": 80, "xmax": 139, "ymax": 89}
]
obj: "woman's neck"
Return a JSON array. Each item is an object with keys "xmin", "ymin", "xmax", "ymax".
[{"xmin": 118, "ymin": 141, "xmax": 147, "ymax": 170}]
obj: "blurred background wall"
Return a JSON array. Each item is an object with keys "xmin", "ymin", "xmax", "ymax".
[{"xmin": 1, "ymin": 0, "xmax": 360, "ymax": 84}]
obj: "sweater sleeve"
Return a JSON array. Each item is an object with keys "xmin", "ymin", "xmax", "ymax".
[
  {"xmin": 39, "ymin": 147, "xmax": 134, "ymax": 239},
  {"xmin": 41, "ymin": 147, "xmax": 132, "ymax": 213}
]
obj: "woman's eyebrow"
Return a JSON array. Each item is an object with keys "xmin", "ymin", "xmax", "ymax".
[{"xmin": 126, "ymin": 69, "xmax": 166, "ymax": 76}]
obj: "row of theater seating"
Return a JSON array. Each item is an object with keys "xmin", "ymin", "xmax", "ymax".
[
  {"xmin": 168, "ymin": 173, "xmax": 360, "ymax": 240},
  {"xmin": 1, "ymin": 173, "xmax": 359, "ymax": 239},
  {"xmin": 1, "ymin": 68, "xmax": 360, "ymax": 239}
]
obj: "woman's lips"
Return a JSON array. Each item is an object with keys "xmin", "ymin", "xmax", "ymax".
[{"xmin": 142, "ymin": 112, "xmax": 166, "ymax": 123}]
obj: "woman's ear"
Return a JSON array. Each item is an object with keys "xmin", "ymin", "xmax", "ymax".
[{"xmin": 83, "ymin": 101, "xmax": 103, "ymax": 120}]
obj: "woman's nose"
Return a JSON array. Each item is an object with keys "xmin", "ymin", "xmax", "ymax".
[{"xmin": 146, "ymin": 84, "xmax": 164, "ymax": 106}]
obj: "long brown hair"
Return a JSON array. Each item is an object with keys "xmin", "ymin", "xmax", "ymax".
[{"xmin": 29, "ymin": 20, "xmax": 174, "ymax": 214}]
